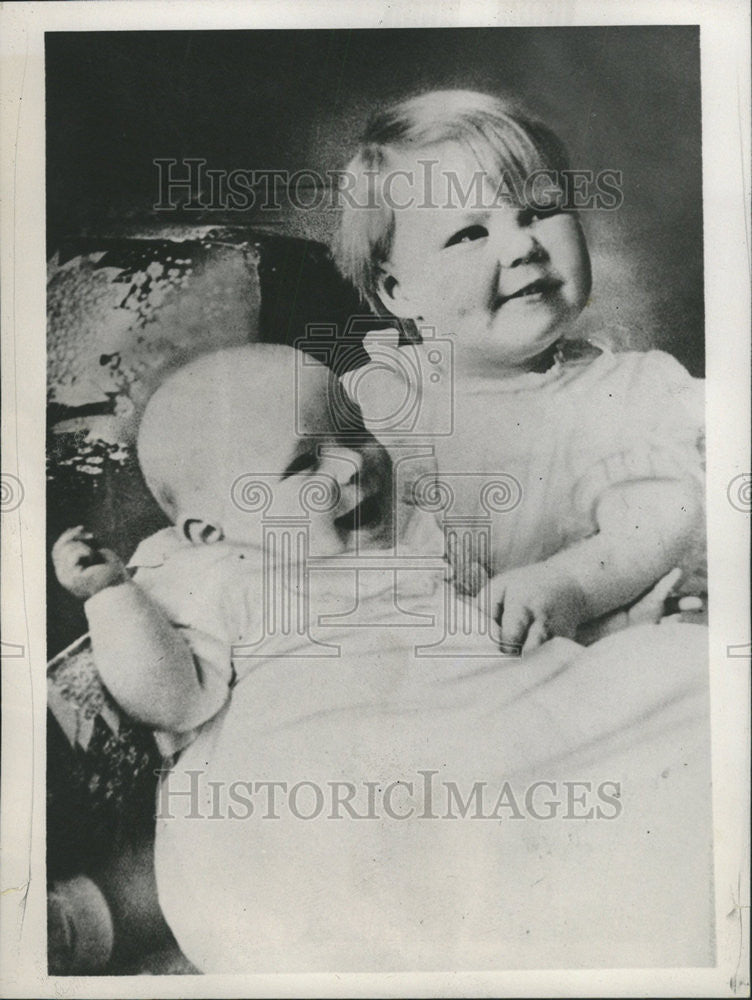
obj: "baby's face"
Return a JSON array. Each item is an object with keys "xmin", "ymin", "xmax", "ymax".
[
  {"xmin": 220, "ymin": 437, "xmax": 392, "ymax": 557},
  {"xmin": 380, "ymin": 143, "xmax": 591, "ymax": 376},
  {"xmin": 201, "ymin": 402, "xmax": 393, "ymax": 558}
]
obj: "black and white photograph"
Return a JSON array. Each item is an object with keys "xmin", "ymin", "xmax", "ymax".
[{"xmin": 1, "ymin": 1, "xmax": 750, "ymax": 995}]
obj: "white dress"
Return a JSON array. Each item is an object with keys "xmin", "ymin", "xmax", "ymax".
[
  {"xmin": 433, "ymin": 344, "xmax": 705, "ymax": 580},
  {"xmin": 121, "ymin": 531, "xmax": 713, "ymax": 973}
]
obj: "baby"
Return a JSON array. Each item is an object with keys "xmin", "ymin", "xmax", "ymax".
[
  {"xmin": 52, "ymin": 343, "xmax": 452, "ymax": 740},
  {"xmin": 51, "ymin": 345, "xmax": 712, "ymax": 973},
  {"xmin": 333, "ymin": 89, "xmax": 705, "ymax": 652}
]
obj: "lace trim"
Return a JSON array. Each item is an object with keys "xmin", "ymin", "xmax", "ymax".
[{"xmin": 456, "ymin": 340, "xmax": 605, "ymax": 393}]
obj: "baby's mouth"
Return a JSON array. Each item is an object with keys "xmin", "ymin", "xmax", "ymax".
[
  {"xmin": 333, "ymin": 490, "xmax": 384, "ymax": 533},
  {"xmin": 496, "ymin": 275, "xmax": 562, "ymax": 307}
]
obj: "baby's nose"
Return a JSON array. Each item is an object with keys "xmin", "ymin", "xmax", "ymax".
[
  {"xmin": 317, "ymin": 446, "xmax": 362, "ymax": 486},
  {"xmin": 493, "ymin": 211, "xmax": 542, "ymax": 268}
]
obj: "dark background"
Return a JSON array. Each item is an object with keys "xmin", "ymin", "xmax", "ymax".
[{"xmin": 45, "ymin": 26, "xmax": 704, "ymax": 371}]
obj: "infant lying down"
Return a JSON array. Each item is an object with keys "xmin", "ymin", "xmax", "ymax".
[{"xmin": 53, "ymin": 345, "xmax": 712, "ymax": 972}]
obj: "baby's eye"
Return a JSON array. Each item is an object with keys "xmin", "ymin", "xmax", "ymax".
[
  {"xmin": 280, "ymin": 451, "xmax": 318, "ymax": 480},
  {"xmin": 518, "ymin": 205, "xmax": 563, "ymax": 225},
  {"xmin": 443, "ymin": 224, "xmax": 489, "ymax": 248}
]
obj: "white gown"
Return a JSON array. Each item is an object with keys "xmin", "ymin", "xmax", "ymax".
[{"xmin": 135, "ymin": 531, "xmax": 712, "ymax": 972}]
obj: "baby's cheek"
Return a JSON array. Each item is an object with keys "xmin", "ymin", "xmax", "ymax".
[
  {"xmin": 307, "ymin": 514, "xmax": 346, "ymax": 556},
  {"xmin": 434, "ymin": 272, "xmax": 486, "ymax": 315},
  {"xmin": 551, "ymin": 219, "xmax": 591, "ymax": 301},
  {"xmin": 222, "ymin": 506, "xmax": 266, "ymax": 546}
]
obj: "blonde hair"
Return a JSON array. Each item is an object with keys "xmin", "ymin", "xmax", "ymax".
[{"xmin": 331, "ymin": 90, "xmax": 571, "ymax": 309}]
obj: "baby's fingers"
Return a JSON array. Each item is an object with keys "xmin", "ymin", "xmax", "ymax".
[
  {"xmin": 628, "ymin": 567, "xmax": 683, "ymax": 625},
  {"xmin": 522, "ymin": 621, "xmax": 550, "ymax": 655},
  {"xmin": 52, "ymin": 526, "xmax": 92, "ymax": 554},
  {"xmin": 677, "ymin": 595, "xmax": 704, "ymax": 612},
  {"xmin": 66, "ymin": 540, "xmax": 106, "ymax": 568},
  {"xmin": 497, "ymin": 603, "xmax": 531, "ymax": 656},
  {"xmin": 646, "ymin": 567, "xmax": 682, "ymax": 607},
  {"xmin": 55, "ymin": 546, "xmax": 127, "ymax": 599}
]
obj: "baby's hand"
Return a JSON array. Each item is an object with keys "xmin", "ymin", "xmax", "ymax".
[
  {"xmin": 488, "ymin": 563, "xmax": 588, "ymax": 655},
  {"xmin": 575, "ymin": 567, "xmax": 706, "ymax": 644},
  {"xmin": 52, "ymin": 526, "xmax": 128, "ymax": 600}
]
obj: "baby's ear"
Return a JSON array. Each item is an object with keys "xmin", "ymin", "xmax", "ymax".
[
  {"xmin": 179, "ymin": 517, "xmax": 224, "ymax": 545},
  {"xmin": 376, "ymin": 271, "xmax": 419, "ymax": 320}
]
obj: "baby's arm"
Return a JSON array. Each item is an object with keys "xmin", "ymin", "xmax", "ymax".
[
  {"xmin": 52, "ymin": 527, "xmax": 229, "ymax": 732},
  {"xmin": 488, "ymin": 477, "xmax": 703, "ymax": 653}
]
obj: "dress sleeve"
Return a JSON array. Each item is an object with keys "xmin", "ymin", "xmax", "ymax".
[
  {"xmin": 124, "ymin": 556, "xmax": 236, "ymax": 745},
  {"xmin": 83, "ymin": 577, "xmax": 232, "ymax": 756},
  {"xmin": 564, "ymin": 352, "xmax": 706, "ymax": 595},
  {"xmin": 570, "ymin": 351, "xmax": 704, "ymax": 526},
  {"xmin": 131, "ymin": 558, "xmax": 236, "ymax": 688},
  {"xmin": 151, "ymin": 621, "xmax": 234, "ymax": 759}
]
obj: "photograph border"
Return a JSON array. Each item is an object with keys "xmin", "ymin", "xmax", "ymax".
[{"xmin": 2, "ymin": 1, "xmax": 750, "ymax": 996}]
